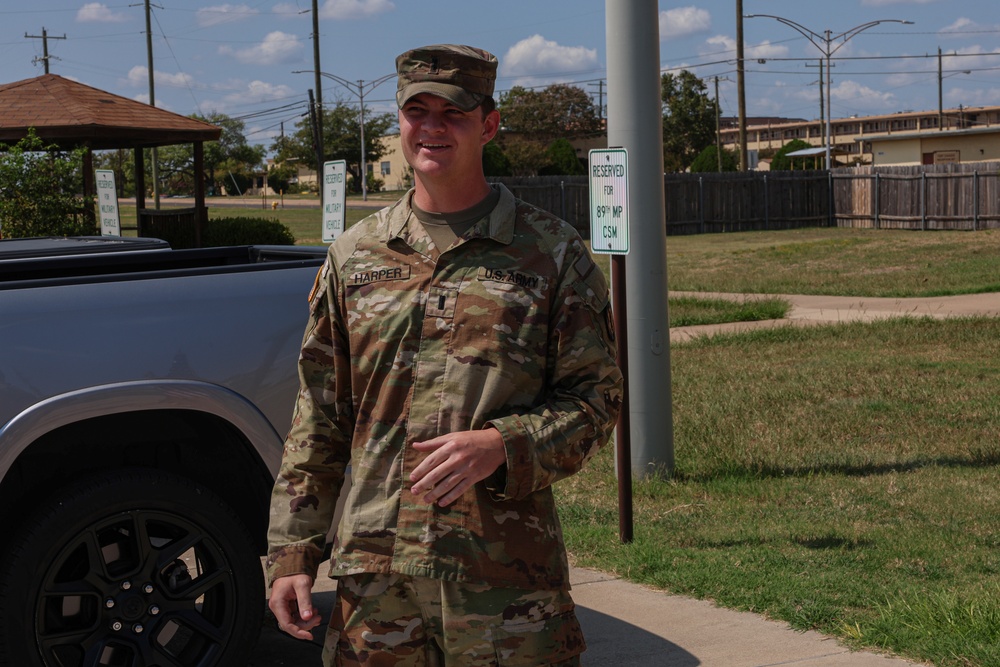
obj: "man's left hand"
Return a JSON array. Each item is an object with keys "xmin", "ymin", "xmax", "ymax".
[{"xmin": 409, "ymin": 429, "xmax": 506, "ymax": 506}]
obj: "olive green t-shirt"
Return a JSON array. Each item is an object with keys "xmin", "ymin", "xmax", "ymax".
[{"xmin": 411, "ymin": 187, "xmax": 502, "ymax": 258}]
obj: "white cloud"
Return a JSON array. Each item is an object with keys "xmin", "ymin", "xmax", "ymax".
[
  {"xmin": 76, "ymin": 3, "xmax": 129, "ymax": 23},
  {"xmin": 272, "ymin": 3, "xmax": 307, "ymax": 19},
  {"xmin": 218, "ymin": 31, "xmax": 304, "ymax": 65},
  {"xmin": 205, "ymin": 80, "xmax": 298, "ymax": 114},
  {"xmin": 942, "ymin": 45, "xmax": 1000, "ymax": 71},
  {"xmin": 705, "ymin": 35, "xmax": 788, "ymax": 60},
  {"xmin": 502, "ymin": 35, "xmax": 598, "ymax": 83},
  {"xmin": 319, "ymin": 0, "xmax": 395, "ymax": 20},
  {"xmin": 831, "ymin": 80, "xmax": 896, "ymax": 110},
  {"xmin": 660, "ymin": 7, "xmax": 711, "ymax": 40},
  {"xmin": 196, "ymin": 5, "xmax": 260, "ymax": 28},
  {"xmin": 125, "ymin": 66, "xmax": 194, "ymax": 89},
  {"xmin": 245, "ymin": 80, "xmax": 297, "ymax": 100}
]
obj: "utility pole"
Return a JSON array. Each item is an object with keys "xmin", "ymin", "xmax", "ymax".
[
  {"xmin": 144, "ymin": 0, "xmax": 160, "ymax": 209},
  {"xmin": 938, "ymin": 47, "xmax": 944, "ymax": 131},
  {"xmin": 589, "ymin": 80, "xmax": 606, "ymax": 120},
  {"xmin": 714, "ymin": 76, "xmax": 722, "ymax": 172},
  {"xmin": 735, "ymin": 0, "xmax": 748, "ymax": 171},
  {"xmin": 25, "ymin": 28, "xmax": 66, "ymax": 74},
  {"xmin": 311, "ymin": 0, "xmax": 324, "ymax": 162}
]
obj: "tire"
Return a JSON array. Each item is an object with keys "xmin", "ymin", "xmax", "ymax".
[{"xmin": 0, "ymin": 468, "xmax": 264, "ymax": 667}]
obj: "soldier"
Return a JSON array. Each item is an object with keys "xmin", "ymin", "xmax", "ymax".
[{"xmin": 266, "ymin": 43, "xmax": 623, "ymax": 666}]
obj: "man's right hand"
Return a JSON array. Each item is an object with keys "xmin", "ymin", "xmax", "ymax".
[{"xmin": 269, "ymin": 574, "xmax": 322, "ymax": 640}]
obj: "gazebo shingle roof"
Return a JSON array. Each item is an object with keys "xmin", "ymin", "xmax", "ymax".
[{"xmin": 0, "ymin": 74, "xmax": 220, "ymax": 150}]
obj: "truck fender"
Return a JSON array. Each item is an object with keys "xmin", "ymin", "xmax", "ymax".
[{"xmin": 0, "ymin": 379, "xmax": 284, "ymax": 478}]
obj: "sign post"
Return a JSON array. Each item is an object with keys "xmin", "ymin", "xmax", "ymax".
[
  {"xmin": 95, "ymin": 169, "xmax": 121, "ymax": 237},
  {"xmin": 322, "ymin": 160, "xmax": 347, "ymax": 243},
  {"xmin": 589, "ymin": 147, "xmax": 633, "ymax": 543}
]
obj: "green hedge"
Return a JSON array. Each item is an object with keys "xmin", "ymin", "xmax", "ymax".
[
  {"xmin": 202, "ymin": 216, "xmax": 295, "ymax": 247},
  {"xmin": 146, "ymin": 215, "xmax": 295, "ymax": 249}
]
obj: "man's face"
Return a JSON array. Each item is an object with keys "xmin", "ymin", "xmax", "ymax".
[{"xmin": 398, "ymin": 93, "xmax": 499, "ymax": 184}]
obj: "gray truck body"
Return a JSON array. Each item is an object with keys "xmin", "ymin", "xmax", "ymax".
[{"xmin": 0, "ymin": 236, "xmax": 326, "ymax": 667}]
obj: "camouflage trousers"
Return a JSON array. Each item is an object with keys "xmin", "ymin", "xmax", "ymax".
[{"xmin": 322, "ymin": 572, "xmax": 585, "ymax": 666}]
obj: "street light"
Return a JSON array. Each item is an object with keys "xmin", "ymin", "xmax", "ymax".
[
  {"xmin": 745, "ymin": 15, "xmax": 913, "ymax": 170},
  {"xmin": 294, "ymin": 70, "xmax": 395, "ymax": 200}
]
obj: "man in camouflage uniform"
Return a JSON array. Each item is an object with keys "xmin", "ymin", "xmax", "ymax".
[{"xmin": 267, "ymin": 43, "xmax": 623, "ymax": 666}]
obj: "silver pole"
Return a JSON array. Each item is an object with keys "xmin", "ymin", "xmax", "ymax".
[
  {"xmin": 825, "ymin": 42, "xmax": 832, "ymax": 171},
  {"xmin": 606, "ymin": 0, "xmax": 674, "ymax": 476}
]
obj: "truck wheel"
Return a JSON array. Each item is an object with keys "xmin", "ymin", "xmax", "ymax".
[{"xmin": 0, "ymin": 469, "xmax": 264, "ymax": 667}]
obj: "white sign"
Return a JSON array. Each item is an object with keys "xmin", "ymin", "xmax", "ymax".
[
  {"xmin": 588, "ymin": 148, "xmax": 629, "ymax": 255},
  {"xmin": 95, "ymin": 169, "xmax": 121, "ymax": 237},
  {"xmin": 322, "ymin": 160, "xmax": 348, "ymax": 243}
]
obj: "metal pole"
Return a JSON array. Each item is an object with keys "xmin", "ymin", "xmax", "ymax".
[
  {"xmin": 736, "ymin": 0, "xmax": 748, "ymax": 171},
  {"xmin": 714, "ymin": 76, "xmax": 722, "ymax": 173},
  {"xmin": 360, "ymin": 81, "xmax": 368, "ymax": 201},
  {"xmin": 312, "ymin": 0, "xmax": 323, "ymax": 158},
  {"xmin": 938, "ymin": 47, "xmax": 944, "ymax": 131},
  {"xmin": 611, "ymin": 256, "xmax": 632, "ymax": 543},
  {"xmin": 825, "ymin": 44, "xmax": 833, "ymax": 171},
  {"xmin": 144, "ymin": 0, "xmax": 159, "ymax": 209},
  {"xmin": 606, "ymin": 0, "xmax": 674, "ymax": 477}
]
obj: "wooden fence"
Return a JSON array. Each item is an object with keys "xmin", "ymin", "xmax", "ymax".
[{"xmin": 492, "ymin": 162, "xmax": 1000, "ymax": 238}]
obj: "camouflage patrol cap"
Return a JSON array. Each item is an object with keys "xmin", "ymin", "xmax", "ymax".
[{"xmin": 395, "ymin": 44, "xmax": 498, "ymax": 112}]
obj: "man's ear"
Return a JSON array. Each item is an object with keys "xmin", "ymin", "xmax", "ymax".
[{"xmin": 481, "ymin": 109, "xmax": 501, "ymax": 145}]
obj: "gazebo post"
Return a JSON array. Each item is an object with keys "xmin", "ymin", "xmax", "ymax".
[
  {"xmin": 194, "ymin": 141, "xmax": 206, "ymax": 248},
  {"xmin": 82, "ymin": 148, "xmax": 96, "ymax": 232},
  {"xmin": 134, "ymin": 147, "xmax": 146, "ymax": 235}
]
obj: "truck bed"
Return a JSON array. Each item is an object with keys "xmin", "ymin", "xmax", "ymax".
[{"xmin": 0, "ymin": 237, "xmax": 326, "ymax": 290}]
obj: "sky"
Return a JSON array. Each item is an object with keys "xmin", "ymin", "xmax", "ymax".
[{"xmin": 2, "ymin": 1, "xmax": 999, "ymax": 152}]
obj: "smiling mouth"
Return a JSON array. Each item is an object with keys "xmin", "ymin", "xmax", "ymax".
[{"xmin": 418, "ymin": 142, "xmax": 449, "ymax": 150}]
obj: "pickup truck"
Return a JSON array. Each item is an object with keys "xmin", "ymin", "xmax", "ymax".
[{"xmin": 0, "ymin": 236, "xmax": 326, "ymax": 667}]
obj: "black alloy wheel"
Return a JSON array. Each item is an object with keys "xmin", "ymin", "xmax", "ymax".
[{"xmin": 0, "ymin": 469, "xmax": 264, "ymax": 667}]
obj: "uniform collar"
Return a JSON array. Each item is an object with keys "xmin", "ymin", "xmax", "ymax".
[{"xmin": 385, "ymin": 184, "xmax": 516, "ymax": 247}]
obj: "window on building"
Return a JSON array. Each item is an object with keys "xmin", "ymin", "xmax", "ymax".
[{"xmin": 381, "ymin": 161, "xmax": 391, "ymax": 176}]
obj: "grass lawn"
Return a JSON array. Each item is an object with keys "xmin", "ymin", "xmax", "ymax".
[{"xmin": 563, "ymin": 226, "xmax": 1000, "ymax": 666}]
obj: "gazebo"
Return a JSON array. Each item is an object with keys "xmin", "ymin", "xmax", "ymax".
[{"xmin": 0, "ymin": 74, "xmax": 221, "ymax": 243}]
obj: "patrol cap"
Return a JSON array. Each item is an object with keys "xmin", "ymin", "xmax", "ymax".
[{"xmin": 395, "ymin": 44, "xmax": 498, "ymax": 112}]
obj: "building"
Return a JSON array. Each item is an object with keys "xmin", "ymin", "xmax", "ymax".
[{"xmin": 720, "ymin": 105, "xmax": 1000, "ymax": 168}]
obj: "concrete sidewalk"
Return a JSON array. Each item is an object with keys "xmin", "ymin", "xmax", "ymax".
[
  {"xmin": 669, "ymin": 291, "xmax": 1000, "ymax": 342},
  {"xmin": 252, "ymin": 565, "xmax": 928, "ymax": 666}
]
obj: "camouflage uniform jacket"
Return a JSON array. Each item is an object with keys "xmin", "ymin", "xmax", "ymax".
[{"xmin": 267, "ymin": 184, "xmax": 622, "ymax": 590}]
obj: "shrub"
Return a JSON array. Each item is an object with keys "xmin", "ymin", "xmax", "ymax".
[
  {"xmin": 202, "ymin": 216, "xmax": 295, "ymax": 247},
  {"xmin": 0, "ymin": 129, "xmax": 94, "ymax": 238}
]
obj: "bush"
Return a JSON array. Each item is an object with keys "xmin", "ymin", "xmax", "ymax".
[
  {"xmin": 202, "ymin": 216, "xmax": 295, "ymax": 247},
  {"xmin": 0, "ymin": 129, "xmax": 94, "ymax": 238},
  {"xmin": 689, "ymin": 145, "xmax": 739, "ymax": 173}
]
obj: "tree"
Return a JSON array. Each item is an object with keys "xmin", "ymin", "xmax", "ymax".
[
  {"xmin": 498, "ymin": 84, "xmax": 602, "ymax": 142},
  {"xmin": 539, "ymin": 138, "xmax": 586, "ymax": 176},
  {"xmin": 0, "ymin": 129, "xmax": 93, "ymax": 238},
  {"xmin": 661, "ymin": 70, "xmax": 718, "ymax": 173},
  {"xmin": 689, "ymin": 145, "xmax": 739, "ymax": 173},
  {"xmin": 482, "ymin": 141, "xmax": 511, "ymax": 177},
  {"xmin": 156, "ymin": 113, "xmax": 265, "ymax": 196},
  {"xmin": 499, "ymin": 136, "xmax": 549, "ymax": 177},
  {"xmin": 770, "ymin": 139, "xmax": 814, "ymax": 171},
  {"xmin": 496, "ymin": 84, "xmax": 601, "ymax": 176},
  {"xmin": 271, "ymin": 101, "xmax": 395, "ymax": 189}
]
